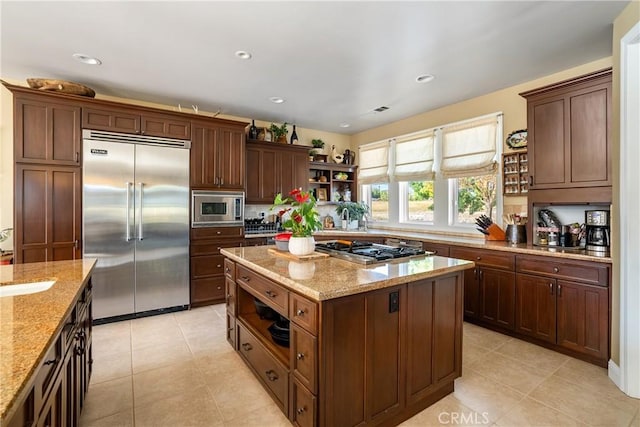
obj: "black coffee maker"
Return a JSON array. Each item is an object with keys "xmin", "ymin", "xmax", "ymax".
[{"xmin": 585, "ymin": 210, "xmax": 610, "ymax": 252}]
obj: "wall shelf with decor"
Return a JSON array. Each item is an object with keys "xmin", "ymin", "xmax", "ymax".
[
  {"xmin": 503, "ymin": 151, "xmax": 528, "ymax": 195},
  {"xmin": 308, "ymin": 161, "xmax": 358, "ymax": 203}
]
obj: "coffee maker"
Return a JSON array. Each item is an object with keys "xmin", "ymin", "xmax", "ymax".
[{"xmin": 585, "ymin": 210, "xmax": 610, "ymax": 252}]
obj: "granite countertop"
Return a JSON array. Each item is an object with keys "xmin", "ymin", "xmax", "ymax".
[
  {"xmin": 0, "ymin": 259, "xmax": 96, "ymax": 422},
  {"xmin": 221, "ymin": 246, "xmax": 474, "ymax": 301}
]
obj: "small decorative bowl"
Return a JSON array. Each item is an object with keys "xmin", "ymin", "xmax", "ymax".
[{"xmin": 274, "ymin": 239, "xmax": 289, "ymax": 251}]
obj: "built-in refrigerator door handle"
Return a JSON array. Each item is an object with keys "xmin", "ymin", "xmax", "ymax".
[
  {"xmin": 138, "ymin": 182, "xmax": 144, "ymax": 240},
  {"xmin": 126, "ymin": 182, "xmax": 132, "ymax": 241}
]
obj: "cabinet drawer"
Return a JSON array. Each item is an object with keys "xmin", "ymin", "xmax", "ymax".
[
  {"xmin": 292, "ymin": 379, "xmax": 317, "ymax": 427},
  {"xmin": 224, "ymin": 258, "xmax": 236, "ymax": 280},
  {"xmin": 237, "ymin": 265, "xmax": 289, "ymax": 315},
  {"xmin": 191, "ymin": 254, "xmax": 225, "ymax": 278},
  {"xmin": 422, "ymin": 242, "xmax": 450, "ymax": 257},
  {"xmin": 226, "ymin": 313, "xmax": 237, "ymax": 350},
  {"xmin": 238, "ymin": 323, "xmax": 288, "ymax": 411},
  {"xmin": 191, "ymin": 226, "xmax": 243, "ymax": 240},
  {"xmin": 291, "ymin": 324, "xmax": 317, "ymax": 393},
  {"xmin": 516, "ymin": 256, "xmax": 608, "ymax": 286},
  {"xmin": 191, "ymin": 276, "xmax": 225, "ymax": 305},
  {"xmin": 34, "ymin": 335, "xmax": 62, "ymax": 406},
  {"xmin": 450, "ymin": 247, "xmax": 515, "ymax": 271},
  {"xmin": 190, "ymin": 239, "xmax": 244, "ymax": 256},
  {"xmin": 225, "ymin": 277, "xmax": 236, "ymax": 316},
  {"xmin": 290, "ymin": 293, "xmax": 318, "ymax": 335}
]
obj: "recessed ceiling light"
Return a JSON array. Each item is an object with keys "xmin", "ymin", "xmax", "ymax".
[
  {"xmin": 269, "ymin": 97, "xmax": 285, "ymax": 104},
  {"xmin": 339, "ymin": 123, "xmax": 351, "ymax": 128},
  {"xmin": 416, "ymin": 74, "xmax": 435, "ymax": 83},
  {"xmin": 72, "ymin": 53, "xmax": 102, "ymax": 65},
  {"xmin": 235, "ymin": 50, "xmax": 252, "ymax": 60}
]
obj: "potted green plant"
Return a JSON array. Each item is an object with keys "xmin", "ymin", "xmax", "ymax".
[
  {"xmin": 269, "ymin": 122, "xmax": 288, "ymax": 143},
  {"xmin": 336, "ymin": 201, "xmax": 369, "ymax": 229},
  {"xmin": 308, "ymin": 149, "xmax": 318, "ymax": 161},
  {"xmin": 311, "ymin": 139, "xmax": 325, "ymax": 150},
  {"xmin": 271, "ymin": 189, "xmax": 323, "ymax": 255}
]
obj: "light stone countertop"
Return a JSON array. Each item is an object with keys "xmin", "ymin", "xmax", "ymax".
[
  {"xmin": 0, "ymin": 259, "xmax": 96, "ymax": 422},
  {"xmin": 221, "ymin": 246, "xmax": 474, "ymax": 301},
  {"xmin": 246, "ymin": 230, "xmax": 612, "ymax": 264}
]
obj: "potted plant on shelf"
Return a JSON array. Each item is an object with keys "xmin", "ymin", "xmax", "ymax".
[
  {"xmin": 269, "ymin": 122, "xmax": 288, "ymax": 143},
  {"xmin": 308, "ymin": 149, "xmax": 318, "ymax": 161},
  {"xmin": 336, "ymin": 201, "xmax": 369, "ymax": 230},
  {"xmin": 311, "ymin": 139, "xmax": 326, "ymax": 161},
  {"xmin": 272, "ymin": 188, "xmax": 323, "ymax": 256}
]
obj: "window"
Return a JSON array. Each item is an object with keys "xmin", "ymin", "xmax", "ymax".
[{"xmin": 358, "ymin": 113, "xmax": 502, "ymax": 232}]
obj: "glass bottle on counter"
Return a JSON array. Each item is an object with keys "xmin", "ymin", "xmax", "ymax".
[{"xmin": 249, "ymin": 120, "xmax": 258, "ymax": 140}]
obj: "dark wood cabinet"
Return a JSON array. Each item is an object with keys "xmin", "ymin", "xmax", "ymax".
[
  {"xmin": 515, "ymin": 255, "xmax": 609, "ymax": 366},
  {"xmin": 308, "ymin": 162, "xmax": 358, "ymax": 203},
  {"xmin": 521, "ymin": 68, "xmax": 611, "ymax": 190},
  {"xmin": 14, "ymin": 96, "xmax": 81, "ymax": 166},
  {"xmin": 189, "ymin": 227, "xmax": 244, "ymax": 307},
  {"xmin": 450, "ymin": 247, "xmax": 516, "ymax": 330},
  {"xmin": 82, "ymin": 106, "xmax": 191, "ymax": 139},
  {"xmin": 246, "ymin": 141, "xmax": 309, "ymax": 203},
  {"xmin": 421, "ymin": 242, "xmax": 450, "ymax": 257},
  {"xmin": 191, "ymin": 121, "xmax": 246, "ymax": 190},
  {"xmin": 14, "ymin": 165, "xmax": 82, "ymax": 264}
]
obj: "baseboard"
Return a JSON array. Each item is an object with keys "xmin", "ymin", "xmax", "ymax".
[{"xmin": 608, "ymin": 359, "xmax": 622, "ymax": 389}]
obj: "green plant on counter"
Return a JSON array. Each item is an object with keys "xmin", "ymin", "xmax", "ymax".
[
  {"xmin": 269, "ymin": 122, "xmax": 288, "ymax": 140},
  {"xmin": 335, "ymin": 201, "xmax": 369, "ymax": 221},
  {"xmin": 311, "ymin": 139, "xmax": 325, "ymax": 149},
  {"xmin": 272, "ymin": 188, "xmax": 323, "ymax": 237}
]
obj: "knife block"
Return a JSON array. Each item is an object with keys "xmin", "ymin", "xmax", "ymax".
[{"xmin": 485, "ymin": 224, "xmax": 507, "ymax": 241}]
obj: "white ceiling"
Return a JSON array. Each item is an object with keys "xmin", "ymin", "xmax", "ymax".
[{"xmin": 1, "ymin": 1, "xmax": 628, "ymax": 134}]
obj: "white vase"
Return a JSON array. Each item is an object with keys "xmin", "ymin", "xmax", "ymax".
[{"xmin": 288, "ymin": 236, "xmax": 316, "ymax": 256}]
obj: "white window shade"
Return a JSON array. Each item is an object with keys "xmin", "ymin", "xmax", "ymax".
[
  {"xmin": 440, "ymin": 116, "xmax": 499, "ymax": 178},
  {"xmin": 358, "ymin": 141, "xmax": 389, "ymax": 184},
  {"xmin": 393, "ymin": 132, "xmax": 435, "ymax": 181}
]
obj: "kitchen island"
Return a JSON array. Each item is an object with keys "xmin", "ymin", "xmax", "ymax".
[
  {"xmin": 221, "ymin": 246, "xmax": 474, "ymax": 427},
  {"xmin": 1, "ymin": 259, "xmax": 96, "ymax": 427}
]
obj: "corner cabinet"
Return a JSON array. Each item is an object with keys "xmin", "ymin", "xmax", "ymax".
[
  {"xmin": 245, "ymin": 141, "xmax": 309, "ymax": 203},
  {"xmin": 191, "ymin": 120, "xmax": 246, "ymax": 190},
  {"xmin": 520, "ymin": 68, "xmax": 612, "ymax": 190},
  {"xmin": 308, "ymin": 162, "xmax": 358, "ymax": 203}
]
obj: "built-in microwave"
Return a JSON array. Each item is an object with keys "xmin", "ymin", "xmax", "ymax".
[{"xmin": 191, "ymin": 190, "xmax": 244, "ymax": 227}]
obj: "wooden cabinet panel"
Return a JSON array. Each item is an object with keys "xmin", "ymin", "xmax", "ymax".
[
  {"xmin": 217, "ymin": 126, "xmax": 245, "ymax": 190},
  {"xmin": 190, "ymin": 124, "xmax": 217, "ymax": 187},
  {"xmin": 290, "ymin": 293, "xmax": 318, "ymax": 335},
  {"xmin": 140, "ymin": 112, "xmax": 191, "ymax": 139},
  {"xmin": 422, "ymin": 242, "xmax": 450, "ymax": 257},
  {"xmin": 224, "ymin": 258, "xmax": 236, "ymax": 280},
  {"xmin": 190, "ymin": 254, "xmax": 225, "ymax": 278},
  {"xmin": 15, "ymin": 165, "xmax": 81, "ymax": 263},
  {"xmin": 462, "ymin": 267, "xmax": 479, "ymax": 319},
  {"xmin": 191, "ymin": 226, "xmax": 243, "ymax": 240},
  {"xmin": 516, "ymin": 255, "xmax": 608, "ymax": 286},
  {"xmin": 530, "ymin": 99, "xmax": 566, "ymax": 187},
  {"xmin": 16, "ymin": 97, "xmax": 81, "ymax": 165},
  {"xmin": 291, "ymin": 324, "xmax": 317, "ymax": 393},
  {"xmin": 291, "ymin": 379, "xmax": 316, "ymax": 427},
  {"xmin": 556, "ymin": 280, "xmax": 608, "ymax": 360},
  {"xmin": 226, "ymin": 312, "xmax": 237, "ymax": 349},
  {"xmin": 191, "ymin": 276, "xmax": 226, "ymax": 306},
  {"xmin": 450, "ymin": 247, "xmax": 515, "ymax": 271},
  {"xmin": 82, "ymin": 107, "xmax": 140, "ymax": 134},
  {"xmin": 479, "ymin": 269, "xmax": 516, "ymax": 330},
  {"xmin": 191, "ymin": 123, "xmax": 245, "ymax": 190},
  {"xmin": 225, "ymin": 277, "xmax": 236, "ymax": 316},
  {"xmin": 432, "ymin": 275, "xmax": 461, "ymax": 383},
  {"xmin": 515, "ymin": 273, "xmax": 556, "ymax": 343},
  {"xmin": 237, "ymin": 265, "xmax": 289, "ymax": 315},
  {"xmin": 406, "ymin": 279, "xmax": 433, "ymax": 404}
]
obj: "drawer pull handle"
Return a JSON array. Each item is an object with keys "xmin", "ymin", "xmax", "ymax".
[
  {"xmin": 265, "ymin": 370, "xmax": 279, "ymax": 381},
  {"xmin": 296, "ymin": 308, "xmax": 306, "ymax": 316},
  {"xmin": 225, "ymin": 267, "xmax": 230, "ymax": 273},
  {"xmin": 217, "ymin": 264, "xmax": 222, "ymax": 268},
  {"xmin": 241, "ymin": 276, "xmax": 250, "ymax": 281},
  {"xmin": 476, "ymin": 256, "xmax": 481, "ymax": 261},
  {"xmin": 549, "ymin": 283, "xmax": 553, "ymax": 295},
  {"xmin": 217, "ymin": 286, "xmax": 222, "ymax": 290},
  {"xmin": 265, "ymin": 290, "xmax": 277, "ymax": 298},
  {"xmin": 297, "ymin": 406, "xmax": 307, "ymax": 415},
  {"xmin": 227, "ymin": 327, "xmax": 234, "ymax": 332},
  {"xmin": 553, "ymin": 267, "xmax": 559, "ymax": 273},
  {"xmin": 241, "ymin": 343, "xmax": 253, "ymax": 351},
  {"xmin": 216, "ymin": 231, "xmax": 221, "ymax": 235},
  {"xmin": 296, "ymin": 353, "xmax": 305, "ymax": 360},
  {"xmin": 43, "ymin": 359, "xmax": 57, "ymax": 366},
  {"xmin": 558, "ymin": 284, "xmax": 562, "ymax": 296}
]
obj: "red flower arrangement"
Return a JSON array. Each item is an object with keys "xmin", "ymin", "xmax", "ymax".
[{"xmin": 271, "ymin": 188, "xmax": 323, "ymax": 237}]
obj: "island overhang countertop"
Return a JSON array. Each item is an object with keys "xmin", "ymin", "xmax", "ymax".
[
  {"xmin": 0, "ymin": 258, "xmax": 96, "ymax": 422},
  {"xmin": 221, "ymin": 246, "xmax": 474, "ymax": 301}
]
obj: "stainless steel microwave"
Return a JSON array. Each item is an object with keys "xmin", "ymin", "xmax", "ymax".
[{"xmin": 191, "ymin": 190, "xmax": 244, "ymax": 227}]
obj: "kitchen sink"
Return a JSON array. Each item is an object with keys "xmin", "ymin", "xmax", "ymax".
[{"xmin": 0, "ymin": 280, "xmax": 56, "ymax": 297}]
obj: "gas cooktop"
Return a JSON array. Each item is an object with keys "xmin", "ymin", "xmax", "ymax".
[{"xmin": 315, "ymin": 240, "xmax": 432, "ymax": 265}]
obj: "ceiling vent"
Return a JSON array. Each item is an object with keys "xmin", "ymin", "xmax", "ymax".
[{"xmin": 373, "ymin": 106, "xmax": 389, "ymax": 112}]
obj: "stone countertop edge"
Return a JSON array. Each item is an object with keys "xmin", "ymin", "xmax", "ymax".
[
  {"xmin": 221, "ymin": 247, "xmax": 474, "ymax": 302},
  {"xmin": 0, "ymin": 258, "xmax": 97, "ymax": 423}
]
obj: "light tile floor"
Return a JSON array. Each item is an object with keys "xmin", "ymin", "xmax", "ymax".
[{"xmin": 80, "ymin": 305, "xmax": 640, "ymax": 427}]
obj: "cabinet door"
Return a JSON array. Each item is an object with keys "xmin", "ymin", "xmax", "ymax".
[
  {"xmin": 479, "ymin": 268, "xmax": 515, "ymax": 330},
  {"xmin": 15, "ymin": 97, "xmax": 81, "ymax": 165},
  {"xmin": 190, "ymin": 124, "xmax": 218, "ymax": 187},
  {"xmin": 556, "ymin": 280, "xmax": 608, "ymax": 360},
  {"xmin": 141, "ymin": 112, "xmax": 191, "ymax": 139},
  {"xmin": 15, "ymin": 165, "xmax": 82, "ymax": 263},
  {"xmin": 246, "ymin": 146, "xmax": 278, "ymax": 203},
  {"xmin": 406, "ymin": 279, "xmax": 433, "ymax": 404},
  {"xmin": 463, "ymin": 267, "xmax": 480, "ymax": 319},
  {"xmin": 217, "ymin": 126, "xmax": 245, "ymax": 190},
  {"xmin": 82, "ymin": 107, "xmax": 140, "ymax": 134},
  {"xmin": 515, "ymin": 274, "xmax": 556, "ymax": 343},
  {"xmin": 529, "ymin": 97, "xmax": 566, "ymax": 188}
]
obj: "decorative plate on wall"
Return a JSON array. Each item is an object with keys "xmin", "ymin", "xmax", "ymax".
[{"xmin": 506, "ymin": 129, "xmax": 527, "ymax": 149}]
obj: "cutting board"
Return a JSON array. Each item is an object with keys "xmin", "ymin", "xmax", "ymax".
[{"xmin": 267, "ymin": 248, "xmax": 329, "ymax": 261}]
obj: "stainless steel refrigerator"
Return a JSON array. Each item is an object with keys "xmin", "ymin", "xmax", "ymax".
[{"xmin": 83, "ymin": 130, "xmax": 190, "ymax": 321}]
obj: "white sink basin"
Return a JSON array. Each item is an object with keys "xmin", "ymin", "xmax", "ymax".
[{"xmin": 0, "ymin": 280, "xmax": 56, "ymax": 297}]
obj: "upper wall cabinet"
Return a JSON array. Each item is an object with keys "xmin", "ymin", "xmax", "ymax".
[
  {"xmin": 14, "ymin": 95, "xmax": 81, "ymax": 166},
  {"xmin": 191, "ymin": 120, "xmax": 246, "ymax": 190},
  {"xmin": 82, "ymin": 107, "xmax": 191, "ymax": 140},
  {"xmin": 520, "ymin": 68, "xmax": 612, "ymax": 190}
]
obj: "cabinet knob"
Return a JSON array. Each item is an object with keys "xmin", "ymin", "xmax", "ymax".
[
  {"xmin": 297, "ymin": 406, "xmax": 307, "ymax": 415},
  {"xmin": 265, "ymin": 370, "xmax": 279, "ymax": 381},
  {"xmin": 296, "ymin": 353, "xmax": 305, "ymax": 360},
  {"xmin": 296, "ymin": 308, "xmax": 306, "ymax": 316},
  {"xmin": 217, "ymin": 264, "xmax": 222, "ymax": 268},
  {"xmin": 241, "ymin": 276, "xmax": 250, "ymax": 281},
  {"xmin": 227, "ymin": 327, "xmax": 234, "ymax": 332},
  {"xmin": 241, "ymin": 343, "xmax": 253, "ymax": 351},
  {"xmin": 476, "ymin": 256, "xmax": 481, "ymax": 261},
  {"xmin": 217, "ymin": 286, "xmax": 222, "ymax": 290},
  {"xmin": 549, "ymin": 283, "xmax": 554, "ymax": 295},
  {"xmin": 216, "ymin": 231, "xmax": 221, "ymax": 235},
  {"xmin": 225, "ymin": 267, "xmax": 231, "ymax": 273},
  {"xmin": 265, "ymin": 290, "xmax": 277, "ymax": 298},
  {"xmin": 553, "ymin": 267, "xmax": 559, "ymax": 273}
]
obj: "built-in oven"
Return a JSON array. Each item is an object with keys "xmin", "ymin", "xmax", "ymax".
[{"xmin": 191, "ymin": 190, "xmax": 244, "ymax": 227}]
